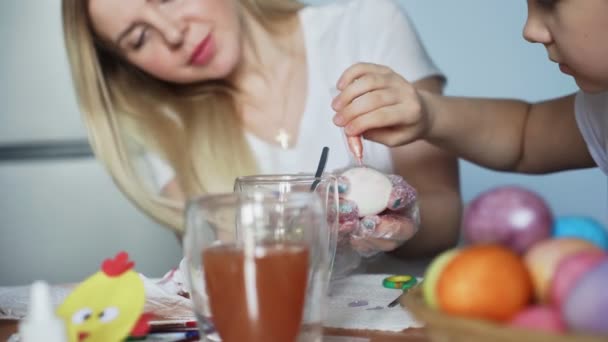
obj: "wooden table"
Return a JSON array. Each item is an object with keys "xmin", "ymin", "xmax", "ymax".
[{"xmin": 1, "ymin": 320, "xmax": 429, "ymax": 341}]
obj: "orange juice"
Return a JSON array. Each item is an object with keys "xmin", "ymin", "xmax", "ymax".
[{"xmin": 203, "ymin": 243, "xmax": 309, "ymax": 342}]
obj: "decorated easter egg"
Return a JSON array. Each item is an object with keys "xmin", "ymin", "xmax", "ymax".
[
  {"xmin": 524, "ymin": 238, "xmax": 600, "ymax": 303},
  {"xmin": 462, "ymin": 186, "xmax": 553, "ymax": 254},
  {"xmin": 422, "ymin": 249, "xmax": 460, "ymax": 309},
  {"xmin": 549, "ymin": 250, "xmax": 606, "ymax": 308},
  {"xmin": 553, "ymin": 216, "xmax": 608, "ymax": 250},
  {"xmin": 562, "ymin": 260, "xmax": 608, "ymax": 335},
  {"xmin": 437, "ymin": 244, "xmax": 533, "ymax": 322},
  {"xmin": 510, "ymin": 306, "xmax": 566, "ymax": 333},
  {"xmin": 340, "ymin": 167, "xmax": 392, "ymax": 217}
]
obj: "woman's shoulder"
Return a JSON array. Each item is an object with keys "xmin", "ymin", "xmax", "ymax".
[
  {"xmin": 300, "ymin": 0, "xmax": 410, "ymax": 57},
  {"xmin": 300, "ymin": 0, "xmax": 405, "ymax": 31},
  {"xmin": 301, "ymin": 0, "xmax": 426, "ymax": 82}
]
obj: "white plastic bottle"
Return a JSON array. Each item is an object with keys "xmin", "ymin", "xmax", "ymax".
[{"xmin": 18, "ymin": 281, "xmax": 67, "ymax": 342}]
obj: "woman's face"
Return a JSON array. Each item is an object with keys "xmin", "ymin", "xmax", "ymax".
[
  {"xmin": 523, "ymin": 0, "xmax": 608, "ymax": 93},
  {"xmin": 88, "ymin": 0, "xmax": 243, "ymax": 84}
]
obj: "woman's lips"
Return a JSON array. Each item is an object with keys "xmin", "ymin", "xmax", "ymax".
[{"xmin": 189, "ymin": 34, "xmax": 215, "ymax": 66}]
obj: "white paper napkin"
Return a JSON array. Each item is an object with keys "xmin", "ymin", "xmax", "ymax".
[{"xmin": 325, "ymin": 274, "xmax": 423, "ymax": 332}]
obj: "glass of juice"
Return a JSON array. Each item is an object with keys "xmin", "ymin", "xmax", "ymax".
[
  {"xmin": 183, "ymin": 192, "xmax": 330, "ymax": 342},
  {"xmin": 234, "ymin": 174, "xmax": 361, "ymax": 281}
]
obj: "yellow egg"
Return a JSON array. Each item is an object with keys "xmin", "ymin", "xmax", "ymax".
[
  {"xmin": 524, "ymin": 238, "xmax": 600, "ymax": 303},
  {"xmin": 422, "ymin": 249, "xmax": 460, "ymax": 309}
]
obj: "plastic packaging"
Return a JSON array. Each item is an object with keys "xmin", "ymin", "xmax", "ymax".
[{"xmin": 18, "ymin": 281, "xmax": 68, "ymax": 342}]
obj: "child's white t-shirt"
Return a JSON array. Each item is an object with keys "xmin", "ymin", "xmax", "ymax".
[
  {"xmin": 575, "ymin": 90, "xmax": 608, "ymax": 175},
  {"xmin": 146, "ymin": 0, "xmax": 444, "ymax": 191}
]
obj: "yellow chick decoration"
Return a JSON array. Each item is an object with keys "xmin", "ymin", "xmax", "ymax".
[{"xmin": 57, "ymin": 252, "xmax": 151, "ymax": 342}]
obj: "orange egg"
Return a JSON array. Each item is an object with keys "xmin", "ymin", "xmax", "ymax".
[{"xmin": 437, "ymin": 244, "xmax": 533, "ymax": 322}]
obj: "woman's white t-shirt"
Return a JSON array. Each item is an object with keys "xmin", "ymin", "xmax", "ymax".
[
  {"xmin": 575, "ymin": 90, "xmax": 608, "ymax": 175},
  {"xmin": 146, "ymin": 0, "xmax": 444, "ymax": 190}
]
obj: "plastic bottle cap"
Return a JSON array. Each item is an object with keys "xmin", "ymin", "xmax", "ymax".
[{"xmin": 18, "ymin": 281, "xmax": 67, "ymax": 342}]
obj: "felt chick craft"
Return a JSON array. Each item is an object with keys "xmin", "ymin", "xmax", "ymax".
[{"xmin": 57, "ymin": 252, "xmax": 151, "ymax": 342}]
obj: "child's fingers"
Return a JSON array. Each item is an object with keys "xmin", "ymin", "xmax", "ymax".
[
  {"xmin": 362, "ymin": 129, "xmax": 406, "ymax": 147},
  {"xmin": 332, "ymin": 72, "xmax": 389, "ymax": 112},
  {"xmin": 336, "ymin": 63, "xmax": 392, "ymax": 90},
  {"xmin": 335, "ymin": 89, "xmax": 398, "ymax": 126},
  {"xmin": 343, "ymin": 105, "xmax": 403, "ymax": 136},
  {"xmin": 363, "ymin": 126, "xmax": 423, "ymax": 147}
]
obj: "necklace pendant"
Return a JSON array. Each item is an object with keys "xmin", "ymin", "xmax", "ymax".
[{"xmin": 275, "ymin": 129, "xmax": 290, "ymax": 149}]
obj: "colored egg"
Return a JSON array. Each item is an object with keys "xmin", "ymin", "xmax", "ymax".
[
  {"xmin": 510, "ymin": 305, "xmax": 566, "ymax": 333},
  {"xmin": 437, "ymin": 244, "xmax": 533, "ymax": 322},
  {"xmin": 553, "ymin": 216, "xmax": 608, "ymax": 250},
  {"xmin": 549, "ymin": 250, "xmax": 606, "ymax": 308},
  {"xmin": 562, "ymin": 260, "xmax": 608, "ymax": 334},
  {"xmin": 524, "ymin": 238, "xmax": 600, "ymax": 302},
  {"xmin": 462, "ymin": 186, "xmax": 553, "ymax": 254},
  {"xmin": 422, "ymin": 249, "xmax": 460, "ymax": 309}
]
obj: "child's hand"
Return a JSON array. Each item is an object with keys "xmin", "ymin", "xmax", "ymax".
[
  {"xmin": 337, "ymin": 174, "xmax": 419, "ymax": 257},
  {"xmin": 332, "ymin": 62, "xmax": 430, "ymax": 147}
]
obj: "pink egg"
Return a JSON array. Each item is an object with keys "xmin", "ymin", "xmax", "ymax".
[
  {"xmin": 524, "ymin": 238, "xmax": 600, "ymax": 303},
  {"xmin": 550, "ymin": 250, "xmax": 606, "ymax": 308},
  {"xmin": 463, "ymin": 186, "xmax": 553, "ymax": 254},
  {"xmin": 562, "ymin": 260, "xmax": 608, "ymax": 334},
  {"xmin": 510, "ymin": 306, "xmax": 566, "ymax": 333}
]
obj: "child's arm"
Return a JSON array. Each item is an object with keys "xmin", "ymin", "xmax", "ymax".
[
  {"xmin": 333, "ymin": 63, "xmax": 596, "ymax": 174},
  {"xmin": 421, "ymin": 92, "xmax": 594, "ymax": 173}
]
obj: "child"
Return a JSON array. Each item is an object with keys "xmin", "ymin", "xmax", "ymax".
[{"xmin": 332, "ymin": 0, "xmax": 606, "ymax": 175}]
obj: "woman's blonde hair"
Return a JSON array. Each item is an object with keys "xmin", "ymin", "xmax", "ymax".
[{"xmin": 61, "ymin": 0, "xmax": 303, "ymax": 234}]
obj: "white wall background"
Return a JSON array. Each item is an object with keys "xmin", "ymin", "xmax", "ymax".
[
  {"xmin": 1, "ymin": 0, "xmax": 605, "ymax": 286},
  {"xmin": 0, "ymin": 0, "xmax": 182, "ymax": 286}
]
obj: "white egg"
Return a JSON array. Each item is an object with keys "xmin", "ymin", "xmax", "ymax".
[{"xmin": 341, "ymin": 167, "xmax": 392, "ymax": 217}]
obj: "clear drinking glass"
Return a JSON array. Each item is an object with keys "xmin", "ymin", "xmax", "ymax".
[
  {"xmin": 183, "ymin": 192, "xmax": 330, "ymax": 342},
  {"xmin": 234, "ymin": 174, "xmax": 361, "ymax": 280}
]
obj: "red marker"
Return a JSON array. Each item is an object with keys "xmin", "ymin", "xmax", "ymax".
[{"xmin": 149, "ymin": 320, "xmax": 198, "ymax": 332}]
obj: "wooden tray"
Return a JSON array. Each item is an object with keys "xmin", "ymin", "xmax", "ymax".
[{"xmin": 401, "ymin": 288, "xmax": 606, "ymax": 342}]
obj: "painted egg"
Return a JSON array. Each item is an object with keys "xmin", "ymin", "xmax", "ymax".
[
  {"xmin": 463, "ymin": 186, "xmax": 553, "ymax": 254},
  {"xmin": 553, "ymin": 216, "xmax": 608, "ymax": 250},
  {"xmin": 524, "ymin": 238, "xmax": 600, "ymax": 302},
  {"xmin": 562, "ymin": 260, "xmax": 608, "ymax": 334}
]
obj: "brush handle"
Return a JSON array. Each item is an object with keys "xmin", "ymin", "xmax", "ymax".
[{"xmin": 346, "ymin": 135, "xmax": 364, "ymax": 165}]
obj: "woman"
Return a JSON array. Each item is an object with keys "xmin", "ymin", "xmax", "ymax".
[{"xmin": 62, "ymin": 0, "xmax": 461, "ymax": 258}]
